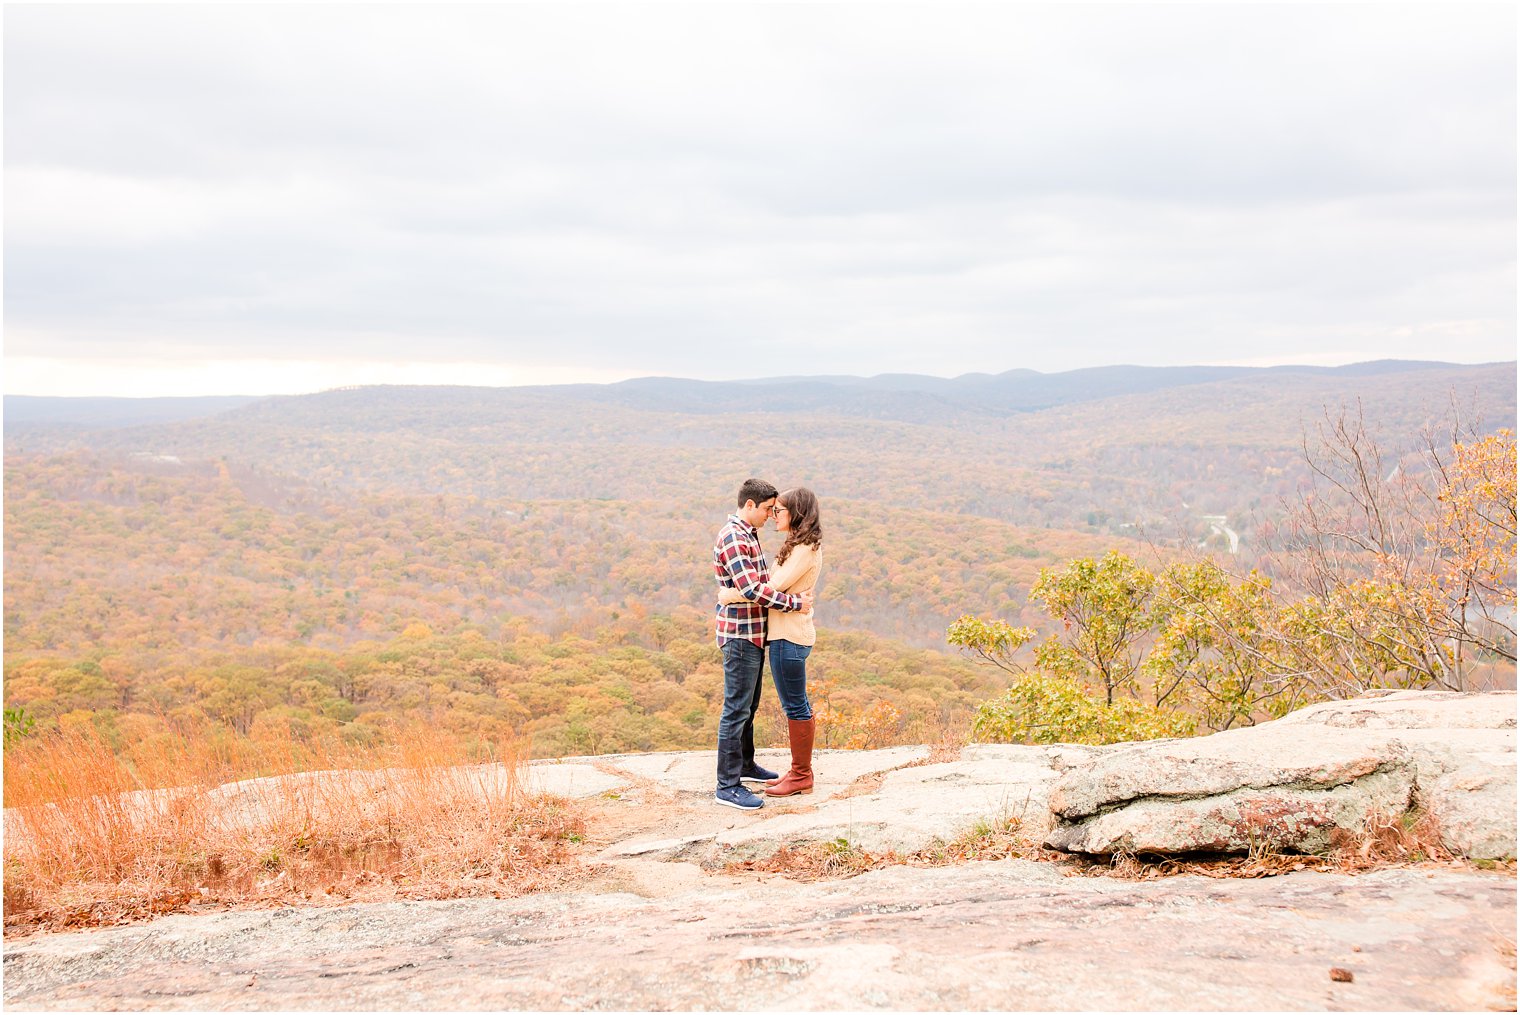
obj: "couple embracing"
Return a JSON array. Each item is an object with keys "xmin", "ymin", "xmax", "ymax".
[{"xmin": 711, "ymin": 478, "xmax": 824, "ymax": 811}]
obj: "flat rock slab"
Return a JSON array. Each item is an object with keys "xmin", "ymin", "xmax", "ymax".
[
  {"xmin": 1046, "ymin": 691, "xmax": 1516, "ymax": 858},
  {"xmin": 522, "ymin": 761, "xmax": 629, "ymax": 799},
  {"xmin": 712, "ymin": 745, "xmax": 1103, "ymax": 860},
  {"xmin": 601, "ymin": 746, "xmax": 930, "ymax": 798},
  {"xmin": 598, "ymin": 747, "xmax": 936, "ymax": 860},
  {"xmin": 5, "ymin": 864, "xmax": 1512, "ymax": 1011},
  {"xmin": 593, "ymin": 745, "xmax": 1098, "ymax": 862},
  {"xmin": 1275, "ymin": 692, "xmax": 1517, "ymax": 731}
]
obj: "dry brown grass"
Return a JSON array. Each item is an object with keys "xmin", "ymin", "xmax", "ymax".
[
  {"xmin": 727, "ymin": 811, "xmax": 1030, "ymax": 881},
  {"xmin": 3, "ymin": 722, "xmax": 584, "ymax": 935},
  {"xmin": 1056, "ymin": 809, "xmax": 1507, "ymax": 881},
  {"xmin": 726, "ymin": 806, "xmax": 1514, "ymax": 884}
]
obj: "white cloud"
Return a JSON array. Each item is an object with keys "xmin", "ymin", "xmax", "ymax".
[{"xmin": 4, "ymin": 3, "xmax": 1514, "ymax": 395}]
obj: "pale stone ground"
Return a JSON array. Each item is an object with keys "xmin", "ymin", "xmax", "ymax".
[
  {"xmin": 4, "ymin": 864, "xmax": 1513, "ymax": 1011},
  {"xmin": 4, "ymin": 691, "xmax": 1515, "ymax": 1011}
]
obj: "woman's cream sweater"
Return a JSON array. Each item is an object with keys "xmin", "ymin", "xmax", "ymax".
[{"xmin": 718, "ymin": 542, "xmax": 822, "ymax": 646}]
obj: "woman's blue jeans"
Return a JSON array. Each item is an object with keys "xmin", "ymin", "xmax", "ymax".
[{"xmin": 768, "ymin": 639, "xmax": 813, "ymax": 720}]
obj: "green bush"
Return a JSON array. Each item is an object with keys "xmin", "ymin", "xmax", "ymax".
[
  {"xmin": 971, "ymin": 673, "xmax": 1196, "ymax": 746},
  {"xmin": 4, "ymin": 706, "xmax": 37, "ymax": 748}
]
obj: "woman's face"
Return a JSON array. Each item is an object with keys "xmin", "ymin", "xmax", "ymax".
[{"xmin": 773, "ymin": 502, "xmax": 792, "ymax": 533}]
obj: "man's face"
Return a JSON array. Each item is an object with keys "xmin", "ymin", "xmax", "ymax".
[{"xmin": 740, "ymin": 498, "xmax": 776, "ymax": 529}]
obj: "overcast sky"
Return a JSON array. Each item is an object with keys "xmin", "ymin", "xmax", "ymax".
[{"xmin": 5, "ymin": 3, "xmax": 1515, "ymax": 397}]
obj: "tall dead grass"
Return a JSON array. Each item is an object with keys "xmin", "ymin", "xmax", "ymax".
[{"xmin": 3, "ymin": 722, "xmax": 583, "ymax": 934}]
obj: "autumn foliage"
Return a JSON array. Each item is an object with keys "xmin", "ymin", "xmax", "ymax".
[{"xmin": 954, "ymin": 427, "xmax": 1517, "ymax": 743}]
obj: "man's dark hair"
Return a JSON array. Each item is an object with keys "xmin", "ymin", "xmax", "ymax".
[{"xmin": 736, "ymin": 478, "xmax": 779, "ymax": 508}]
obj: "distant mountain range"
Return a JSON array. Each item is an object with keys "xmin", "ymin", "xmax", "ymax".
[
  {"xmin": 5, "ymin": 360, "xmax": 1508, "ymax": 429},
  {"xmin": 603, "ymin": 360, "xmax": 1494, "ymax": 419},
  {"xmin": 4, "ymin": 394, "xmax": 263, "ymax": 428}
]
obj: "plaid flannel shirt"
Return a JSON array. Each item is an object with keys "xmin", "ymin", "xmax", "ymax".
[{"xmin": 713, "ymin": 513, "xmax": 803, "ymax": 647}]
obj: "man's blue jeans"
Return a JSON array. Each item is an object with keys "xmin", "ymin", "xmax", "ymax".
[
  {"xmin": 768, "ymin": 639, "xmax": 813, "ymax": 720},
  {"xmin": 718, "ymin": 639, "xmax": 765, "ymax": 785}
]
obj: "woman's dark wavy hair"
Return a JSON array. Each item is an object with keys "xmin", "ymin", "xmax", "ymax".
[{"xmin": 775, "ymin": 487, "xmax": 822, "ymax": 566}]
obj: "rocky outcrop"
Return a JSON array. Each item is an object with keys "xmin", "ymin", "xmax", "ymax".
[
  {"xmin": 4, "ymin": 691, "xmax": 1515, "ymax": 1011},
  {"xmin": 529, "ymin": 692, "xmax": 1516, "ymax": 863},
  {"xmin": 1043, "ymin": 690, "xmax": 1516, "ymax": 859},
  {"xmin": 566, "ymin": 691, "xmax": 1514, "ymax": 865}
]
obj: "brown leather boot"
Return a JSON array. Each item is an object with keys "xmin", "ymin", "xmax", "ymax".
[{"xmin": 765, "ymin": 717, "xmax": 815, "ymax": 796}]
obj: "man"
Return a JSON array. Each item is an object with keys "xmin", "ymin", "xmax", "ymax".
[{"xmin": 712, "ymin": 478, "xmax": 813, "ymax": 810}]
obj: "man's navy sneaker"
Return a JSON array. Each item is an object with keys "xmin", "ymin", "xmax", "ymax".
[
  {"xmin": 740, "ymin": 761, "xmax": 780, "ymax": 782},
  {"xmin": 715, "ymin": 785, "xmax": 764, "ymax": 810}
]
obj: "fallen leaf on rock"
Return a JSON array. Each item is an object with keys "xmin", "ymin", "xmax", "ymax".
[{"xmin": 1330, "ymin": 967, "xmax": 1354, "ymax": 982}]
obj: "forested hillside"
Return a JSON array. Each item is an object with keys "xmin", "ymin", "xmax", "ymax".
[
  {"xmin": 5, "ymin": 360, "xmax": 1514, "ymax": 756},
  {"xmin": 4, "ymin": 452, "xmax": 1115, "ymax": 653}
]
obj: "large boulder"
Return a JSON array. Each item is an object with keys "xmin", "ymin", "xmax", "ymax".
[{"xmin": 1044, "ymin": 690, "xmax": 1515, "ymax": 859}]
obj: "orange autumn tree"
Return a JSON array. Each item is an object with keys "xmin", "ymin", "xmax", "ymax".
[{"xmin": 1433, "ymin": 429, "xmax": 1517, "ymax": 663}]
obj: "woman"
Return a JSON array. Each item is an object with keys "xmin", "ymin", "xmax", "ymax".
[{"xmin": 718, "ymin": 486, "xmax": 823, "ymax": 796}]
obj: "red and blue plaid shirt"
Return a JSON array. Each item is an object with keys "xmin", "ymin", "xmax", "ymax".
[{"xmin": 713, "ymin": 513, "xmax": 803, "ymax": 647}]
